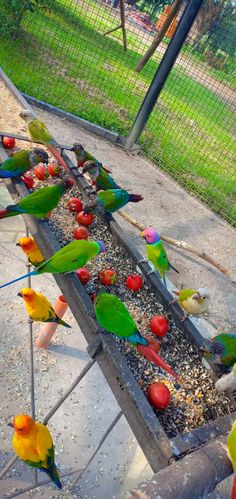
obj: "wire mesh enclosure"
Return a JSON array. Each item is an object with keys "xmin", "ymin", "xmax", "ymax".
[{"xmin": 0, "ymin": 0, "xmax": 235, "ymax": 225}]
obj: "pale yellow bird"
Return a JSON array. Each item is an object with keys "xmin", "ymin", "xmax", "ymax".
[{"xmin": 171, "ymin": 287, "xmax": 210, "ymax": 321}]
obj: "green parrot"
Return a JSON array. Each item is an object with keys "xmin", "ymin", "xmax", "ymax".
[
  {"xmin": 226, "ymin": 421, "xmax": 236, "ymax": 499},
  {"xmin": 0, "ymin": 148, "xmax": 48, "ymax": 179},
  {"xmin": 19, "ymin": 109, "xmax": 69, "ymax": 171},
  {"xmin": 200, "ymin": 332, "xmax": 236, "ymax": 370},
  {"xmin": 85, "ymin": 189, "xmax": 143, "ymax": 214},
  {"xmin": 141, "ymin": 227, "xmax": 178, "ymax": 288},
  {"xmin": 0, "ymin": 179, "xmax": 74, "ymax": 219},
  {"xmin": 71, "ymin": 143, "xmax": 111, "ymax": 173},
  {"xmin": 0, "ymin": 239, "xmax": 105, "ymax": 289},
  {"xmin": 94, "ymin": 292, "xmax": 179, "ymax": 380},
  {"xmin": 82, "ymin": 160, "xmax": 121, "ymax": 191}
]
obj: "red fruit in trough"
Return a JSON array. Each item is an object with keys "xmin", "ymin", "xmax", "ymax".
[
  {"xmin": 21, "ymin": 174, "xmax": 34, "ymax": 189},
  {"xmin": 146, "ymin": 335, "xmax": 160, "ymax": 353},
  {"xmin": 76, "ymin": 268, "xmax": 91, "ymax": 285},
  {"xmin": 73, "ymin": 226, "xmax": 89, "ymax": 240},
  {"xmin": 34, "ymin": 164, "xmax": 49, "ymax": 181},
  {"xmin": 125, "ymin": 274, "xmax": 143, "ymax": 292},
  {"xmin": 76, "ymin": 211, "xmax": 94, "ymax": 226},
  {"xmin": 148, "ymin": 382, "xmax": 170, "ymax": 410},
  {"xmin": 99, "ymin": 269, "xmax": 117, "ymax": 286},
  {"xmin": 150, "ymin": 315, "xmax": 168, "ymax": 337},
  {"xmin": 48, "ymin": 163, "xmax": 61, "ymax": 177},
  {"xmin": 2, "ymin": 137, "xmax": 16, "ymax": 149},
  {"xmin": 67, "ymin": 197, "xmax": 83, "ymax": 213}
]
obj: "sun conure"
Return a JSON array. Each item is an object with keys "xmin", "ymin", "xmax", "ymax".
[
  {"xmin": 0, "ymin": 178, "xmax": 74, "ymax": 219},
  {"xmin": 0, "ymin": 239, "xmax": 105, "ymax": 289},
  {"xmin": 141, "ymin": 227, "xmax": 178, "ymax": 288},
  {"xmin": 8, "ymin": 414, "xmax": 62, "ymax": 489},
  {"xmin": 16, "ymin": 236, "xmax": 45, "ymax": 266},
  {"xmin": 84, "ymin": 188, "xmax": 143, "ymax": 214},
  {"xmin": 82, "ymin": 160, "xmax": 120, "ymax": 191},
  {"xmin": 94, "ymin": 292, "xmax": 179, "ymax": 380},
  {"xmin": 0, "ymin": 148, "xmax": 48, "ymax": 178},
  {"xmin": 19, "ymin": 109, "xmax": 69, "ymax": 171},
  {"xmin": 18, "ymin": 288, "xmax": 71, "ymax": 327}
]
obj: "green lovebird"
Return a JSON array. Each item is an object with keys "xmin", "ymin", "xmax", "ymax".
[
  {"xmin": 83, "ymin": 161, "xmax": 121, "ymax": 191},
  {"xmin": 0, "ymin": 148, "xmax": 48, "ymax": 179},
  {"xmin": 0, "ymin": 179, "xmax": 74, "ymax": 219},
  {"xmin": 19, "ymin": 109, "xmax": 69, "ymax": 171},
  {"xmin": 85, "ymin": 189, "xmax": 143, "ymax": 214},
  {"xmin": 226, "ymin": 421, "xmax": 236, "ymax": 499},
  {"xmin": 141, "ymin": 227, "xmax": 178, "ymax": 288},
  {"xmin": 200, "ymin": 332, "xmax": 236, "ymax": 370},
  {"xmin": 71, "ymin": 143, "xmax": 111, "ymax": 173},
  {"xmin": 0, "ymin": 240, "xmax": 105, "ymax": 289},
  {"xmin": 94, "ymin": 292, "xmax": 179, "ymax": 380}
]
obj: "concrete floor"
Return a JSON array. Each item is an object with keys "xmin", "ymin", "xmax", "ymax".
[{"xmin": 0, "ymin": 183, "xmax": 152, "ymax": 498}]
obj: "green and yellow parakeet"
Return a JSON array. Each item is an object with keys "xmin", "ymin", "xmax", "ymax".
[
  {"xmin": 82, "ymin": 160, "xmax": 121, "ymax": 190},
  {"xmin": 85, "ymin": 189, "xmax": 143, "ymax": 214},
  {"xmin": 0, "ymin": 179, "xmax": 74, "ymax": 219},
  {"xmin": 94, "ymin": 292, "xmax": 179, "ymax": 380},
  {"xmin": 0, "ymin": 239, "xmax": 105, "ymax": 289},
  {"xmin": 227, "ymin": 421, "xmax": 236, "ymax": 499},
  {"xmin": 0, "ymin": 148, "xmax": 48, "ymax": 178},
  {"xmin": 19, "ymin": 109, "xmax": 69, "ymax": 171},
  {"xmin": 171, "ymin": 288, "xmax": 210, "ymax": 321},
  {"xmin": 141, "ymin": 227, "xmax": 178, "ymax": 287},
  {"xmin": 71, "ymin": 143, "xmax": 111, "ymax": 173}
]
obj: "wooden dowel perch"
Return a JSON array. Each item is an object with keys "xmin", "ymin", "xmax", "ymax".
[{"xmin": 118, "ymin": 209, "xmax": 236, "ymax": 286}]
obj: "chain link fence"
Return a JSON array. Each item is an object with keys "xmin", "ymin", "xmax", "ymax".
[{"xmin": 0, "ymin": 0, "xmax": 235, "ymax": 225}]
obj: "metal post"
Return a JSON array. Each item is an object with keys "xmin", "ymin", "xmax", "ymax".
[{"xmin": 124, "ymin": 0, "xmax": 205, "ymax": 150}]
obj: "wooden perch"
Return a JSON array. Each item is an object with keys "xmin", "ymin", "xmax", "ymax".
[
  {"xmin": 135, "ymin": 0, "xmax": 182, "ymax": 72},
  {"xmin": 104, "ymin": 0, "xmax": 127, "ymax": 51},
  {"xmin": 118, "ymin": 209, "xmax": 236, "ymax": 286}
]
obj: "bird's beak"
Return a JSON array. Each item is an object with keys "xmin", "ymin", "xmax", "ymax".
[
  {"xmin": 192, "ymin": 293, "xmax": 200, "ymax": 300},
  {"xmin": 140, "ymin": 231, "xmax": 145, "ymax": 238},
  {"xmin": 70, "ymin": 146, "xmax": 75, "ymax": 151},
  {"xmin": 16, "ymin": 243, "xmax": 20, "ymax": 247},
  {"xmin": 17, "ymin": 292, "xmax": 22, "ymax": 298},
  {"xmin": 82, "ymin": 165, "xmax": 90, "ymax": 173},
  {"xmin": 7, "ymin": 422, "xmax": 14, "ymax": 428},
  {"xmin": 199, "ymin": 346, "xmax": 206, "ymax": 354}
]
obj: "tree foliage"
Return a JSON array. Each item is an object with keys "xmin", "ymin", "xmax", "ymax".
[{"xmin": 0, "ymin": 0, "xmax": 47, "ymax": 38}]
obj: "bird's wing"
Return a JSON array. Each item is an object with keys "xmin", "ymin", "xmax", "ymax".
[
  {"xmin": 95, "ymin": 295, "xmax": 137, "ymax": 337},
  {"xmin": 28, "ymin": 119, "xmax": 52, "ymax": 144},
  {"xmin": 178, "ymin": 289, "xmax": 196, "ymax": 301}
]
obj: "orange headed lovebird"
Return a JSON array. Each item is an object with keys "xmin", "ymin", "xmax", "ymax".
[
  {"xmin": 19, "ymin": 109, "xmax": 69, "ymax": 172},
  {"xmin": 16, "ymin": 236, "xmax": 45, "ymax": 266},
  {"xmin": 8, "ymin": 414, "xmax": 62, "ymax": 489}
]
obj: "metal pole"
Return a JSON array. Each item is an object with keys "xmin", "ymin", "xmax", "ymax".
[{"xmin": 124, "ymin": 0, "xmax": 205, "ymax": 150}]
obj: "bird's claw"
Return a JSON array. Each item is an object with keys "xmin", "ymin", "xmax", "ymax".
[{"xmin": 180, "ymin": 312, "xmax": 188, "ymax": 322}]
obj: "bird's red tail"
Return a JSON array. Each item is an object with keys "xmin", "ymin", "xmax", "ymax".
[
  {"xmin": 47, "ymin": 144, "xmax": 70, "ymax": 172},
  {"xmin": 129, "ymin": 194, "xmax": 144, "ymax": 203},
  {"xmin": 136, "ymin": 344, "xmax": 179, "ymax": 381},
  {"xmin": 231, "ymin": 476, "xmax": 236, "ymax": 499},
  {"xmin": 0, "ymin": 209, "xmax": 10, "ymax": 219}
]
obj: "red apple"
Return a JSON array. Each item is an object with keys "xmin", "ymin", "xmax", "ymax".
[
  {"xmin": 125, "ymin": 274, "xmax": 143, "ymax": 292},
  {"xmin": 76, "ymin": 211, "xmax": 94, "ymax": 226},
  {"xmin": 2, "ymin": 136, "xmax": 16, "ymax": 149},
  {"xmin": 76, "ymin": 268, "xmax": 91, "ymax": 285},
  {"xmin": 73, "ymin": 226, "xmax": 89, "ymax": 240},
  {"xmin": 148, "ymin": 382, "xmax": 170, "ymax": 410},
  {"xmin": 146, "ymin": 335, "xmax": 160, "ymax": 353},
  {"xmin": 34, "ymin": 164, "xmax": 49, "ymax": 181},
  {"xmin": 48, "ymin": 163, "xmax": 61, "ymax": 177},
  {"xmin": 99, "ymin": 269, "xmax": 117, "ymax": 286},
  {"xmin": 67, "ymin": 197, "xmax": 83, "ymax": 213},
  {"xmin": 150, "ymin": 315, "xmax": 168, "ymax": 337},
  {"xmin": 21, "ymin": 174, "xmax": 34, "ymax": 189}
]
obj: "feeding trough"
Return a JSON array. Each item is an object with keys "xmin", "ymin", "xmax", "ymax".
[{"xmin": 0, "ymin": 68, "xmax": 235, "ymax": 483}]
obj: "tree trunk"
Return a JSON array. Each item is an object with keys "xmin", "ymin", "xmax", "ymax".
[
  {"xmin": 187, "ymin": 0, "xmax": 227, "ymax": 45},
  {"xmin": 135, "ymin": 0, "xmax": 182, "ymax": 72}
]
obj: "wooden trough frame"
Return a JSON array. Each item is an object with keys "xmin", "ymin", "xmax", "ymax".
[{"xmin": 0, "ymin": 69, "xmax": 235, "ymax": 480}]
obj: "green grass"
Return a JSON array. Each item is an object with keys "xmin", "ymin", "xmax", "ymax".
[{"xmin": 0, "ymin": 0, "xmax": 235, "ymax": 226}]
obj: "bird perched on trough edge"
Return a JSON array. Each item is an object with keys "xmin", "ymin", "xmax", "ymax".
[
  {"xmin": 8, "ymin": 414, "xmax": 62, "ymax": 489},
  {"xmin": 170, "ymin": 288, "xmax": 210, "ymax": 321},
  {"xmin": 19, "ymin": 109, "xmax": 69, "ymax": 171},
  {"xmin": 0, "ymin": 178, "xmax": 74, "ymax": 220},
  {"xmin": 227, "ymin": 421, "xmax": 236, "ymax": 499},
  {"xmin": 71, "ymin": 143, "xmax": 111, "ymax": 173},
  {"xmin": 18, "ymin": 288, "xmax": 71, "ymax": 327},
  {"xmin": 200, "ymin": 332, "xmax": 236, "ymax": 371},
  {"xmin": 215, "ymin": 363, "xmax": 236, "ymax": 393},
  {"xmin": 82, "ymin": 160, "xmax": 121, "ymax": 191},
  {"xmin": 0, "ymin": 239, "xmax": 105, "ymax": 289},
  {"xmin": 94, "ymin": 292, "xmax": 179, "ymax": 380},
  {"xmin": 17, "ymin": 237, "xmax": 45, "ymax": 266},
  {"xmin": 84, "ymin": 188, "xmax": 143, "ymax": 214},
  {"xmin": 0, "ymin": 148, "xmax": 48, "ymax": 178},
  {"xmin": 141, "ymin": 227, "xmax": 178, "ymax": 288}
]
